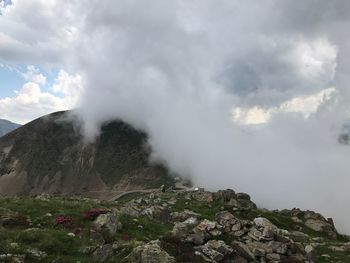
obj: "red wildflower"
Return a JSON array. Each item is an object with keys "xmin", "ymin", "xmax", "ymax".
[
  {"xmin": 83, "ymin": 208, "xmax": 108, "ymax": 220},
  {"xmin": 55, "ymin": 215, "xmax": 73, "ymax": 226}
]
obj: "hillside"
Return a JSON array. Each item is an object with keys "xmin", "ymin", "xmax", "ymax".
[
  {"xmin": 0, "ymin": 111, "xmax": 174, "ymax": 198},
  {"xmin": 0, "ymin": 119, "xmax": 21, "ymax": 137},
  {"xmin": 0, "ymin": 188, "xmax": 349, "ymax": 262}
]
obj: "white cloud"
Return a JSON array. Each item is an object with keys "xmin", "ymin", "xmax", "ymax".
[
  {"xmin": 232, "ymin": 87, "xmax": 336, "ymax": 125},
  {"xmin": 0, "ymin": 68, "xmax": 82, "ymax": 124},
  {"xmin": 52, "ymin": 69, "xmax": 82, "ymax": 96},
  {"xmin": 22, "ymin": 65, "xmax": 46, "ymax": 85}
]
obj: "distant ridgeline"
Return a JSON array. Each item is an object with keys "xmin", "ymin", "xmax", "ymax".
[{"xmin": 0, "ymin": 119, "xmax": 21, "ymax": 137}]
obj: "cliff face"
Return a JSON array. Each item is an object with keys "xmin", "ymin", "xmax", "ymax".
[{"xmin": 0, "ymin": 111, "xmax": 173, "ymax": 198}]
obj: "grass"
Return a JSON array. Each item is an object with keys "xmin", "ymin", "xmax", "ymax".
[
  {"xmin": 113, "ymin": 214, "xmax": 172, "ymax": 242},
  {"xmin": 0, "ymin": 197, "xmax": 109, "ymax": 263},
  {"xmin": 316, "ymin": 243, "xmax": 350, "ymax": 263},
  {"xmin": 171, "ymin": 197, "xmax": 223, "ymax": 220}
]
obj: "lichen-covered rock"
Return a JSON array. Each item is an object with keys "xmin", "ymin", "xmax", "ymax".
[
  {"xmin": 170, "ymin": 209, "xmax": 201, "ymax": 223},
  {"xmin": 94, "ymin": 213, "xmax": 122, "ymax": 235},
  {"xmin": 194, "ymin": 240, "xmax": 233, "ymax": 262},
  {"xmin": 171, "ymin": 222, "xmax": 188, "ymax": 238},
  {"xmin": 128, "ymin": 240, "xmax": 175, "ymax": 263},
  {"xmin": 248, "ymin": 217, "xmax": 278, "ymax": 241}
]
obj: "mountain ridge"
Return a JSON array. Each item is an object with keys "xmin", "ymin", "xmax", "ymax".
[
  {"xmin": 0, "ymin": 118, "xmax": 21, "ymax": 137},
  {"xmin": 0, "ymin": 111, "xmax": 174, "ymax": 198}
]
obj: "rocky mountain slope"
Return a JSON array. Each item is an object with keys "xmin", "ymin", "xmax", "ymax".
[
  {"xmin": 0, "ymin": 119, "xmax": 20, "ymax": 137},
  {"xmin": 0, "ymin": 111, "xmax": 174, "ymax": 198},
  {"xmin": 0, "ymin": 188, "xmax": 349, "ymax": 262}
]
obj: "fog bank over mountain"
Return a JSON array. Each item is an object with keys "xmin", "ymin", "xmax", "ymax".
[{"xmin": 70, "ymin": 1, "xmax": 350, "ymax": 232}]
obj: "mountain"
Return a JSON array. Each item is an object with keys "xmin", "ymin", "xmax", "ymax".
[
  {"xmin": 0, "ymin": 111, "xmax": 174, "ymax": 198},
  {"xmin": 0, "ymin": 119, "xmax": 21, "ymax": 137}
]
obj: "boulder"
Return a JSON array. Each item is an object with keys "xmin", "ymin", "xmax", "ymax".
[
  {"xmin": 214, "ymin": 189, "xmax": 236, "ymax": 203},
  {"xmin": 231, "ymin": 241, "xmax": 255, "ymax": 261},
  {"xmin": 248, "ymin": 217, "xmax": 277, "ymax": 241},
  {"xmin": 268, "ymin": 241, "xmax": 288, "ymax": 254},
  {"xmin": 195, "ymin": 240, "xmax": 233, "ymax": 262},
  {"xmin": 305, "ymin": 245, "xmax": 316, "ymax": 263},
  {"xmin": 170, "ymin": 209, "xmax": 201, "ymax": 222},
  {"xmin": 128, "ymin": 240, "xmax": 175, "ymax": 263},
  {"xmin": 92, "ymin": 244, "xmax": 114, "ymax": 262},
  {"xmin": 171, "ymin": 222, "xmax": 188, "ymax": 238},
  {"xmin": 94, "ymin": 213, "xmax": 122, "ymax": 235},
  {"xmin": 304, "ymin": 219, "xmax": 337, "ymax": 239},
  {"xmin": 236, "ymin": 193, "xmax": 251, "ymax": 201},
  {"xmin": 266, "ymin": 253, "xmax": 281, "ymax": 261},
  {"xmin": 196, "ymin": 219, "xmax": 217, "ymax": 232}
]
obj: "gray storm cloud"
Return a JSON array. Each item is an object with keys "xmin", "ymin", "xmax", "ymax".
[{"xmin": 2, "ymin": 0, "xmax": 350, "ymax": 232}]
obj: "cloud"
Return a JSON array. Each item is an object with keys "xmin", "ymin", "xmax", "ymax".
[
  {"xmin": 232, "ymin": 87, "xmax": 336, "ymax": 124},
  {"xmin": 22, "ymin": 65, "xmax": 46, "ymax": 85},
  {"xmin": 71, "ymin": 0, "xmax": 350, "ymax": 233},
  {"xmin": 0, "ymin": 68, "xmax": 82, "ymax": 124},
  {"xmin": 1, "ymin": 0, "xmax": 350, "ymax": 233}
]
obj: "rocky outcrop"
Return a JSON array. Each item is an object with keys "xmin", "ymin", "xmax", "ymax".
[{"xmin": 279, "ymin": 208, "xmax": 338, "ymax": 239}]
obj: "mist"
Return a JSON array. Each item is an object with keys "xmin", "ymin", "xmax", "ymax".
[
  {"xmin": 3, "ymin": 0, "xmax": 350, "ymax": 232},
  {"xmin": 67, "ymin": 0, "xmax": 350, "ymax": 232}
]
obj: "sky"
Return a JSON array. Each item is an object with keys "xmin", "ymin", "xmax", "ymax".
[{"xmin": 1, "ymin": 0, "xmax": 350, "ymax": 233}]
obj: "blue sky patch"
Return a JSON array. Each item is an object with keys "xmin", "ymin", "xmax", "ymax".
[{"xmin": 0, "ymin": 64, "xmax": 61, "ymax": 99}]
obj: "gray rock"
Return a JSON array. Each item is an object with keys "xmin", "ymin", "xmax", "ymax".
[
  {"xmin": 183, "ymin": 216, "xmax": 198, "ymax": 225},
  {"xmin": 196, "ymin": 219, "xmax": 217, "ymax": 232},
  {"xmin": 247, "ymin": 241, "xmax": 273, "ymax": 255},
  {"xmin": 266, "ymin": 253, "xmax": 280, "ymax": 261},
  {"xmin": 187, "ymin": 227, "xmax": 206, "ymax": 245},
  {"xmin": 170, "ymin": 209, "xmax": 201, "ymax": 222},
  {"xmin": 236, "ymin": 193, "xmax": 251, "ymax": 201},
  {"xmin": 214, "ymin": 189, "xmax": 236, "ymax": 203},
  {"xmin": 248, "ymin": 217, "xmax": 277, "ymax": 241},
  {"xmin": 171, "ymin": 222, "xmax": 188, "ymax": 238},
  {"xmin": 92, "ymin": 244, "xmax": 114, "ymax": 262},
  {"xmin": 305, "ymin": 245, "xmax": 316, "ymax": 262},
  {"xmin": 195, "ymin": 240, "xmax": 233, "ymax": 262},
  {"xmin": 231, "ymin": 241, "xmax": 254, "ymax": 261},
  {"xmin": 206, "ymin": 240, "xmax": 233, "ymax": 256},
  {"xmin": 215, "ymin": 211, "xmax": 240, "ymax": 233},
  {"xmin": 344, "ymin": 242, "xmax": 350, "ymax": 252},
  {"xmin": 128, "ymin": 240, "xmax": 175, "ymax": 263},
  {"xmin": 94, "ymin": 213, "xmax": 122, "ymax": 235},
  {"xmin": 268, "ymin": 241, "xmax": 287, "ymax": 254}
]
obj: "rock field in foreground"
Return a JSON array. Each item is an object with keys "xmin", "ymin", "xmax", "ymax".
[{"xmin": 0, "ymin": 188, "xmax": 349, "ymax": 262}]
